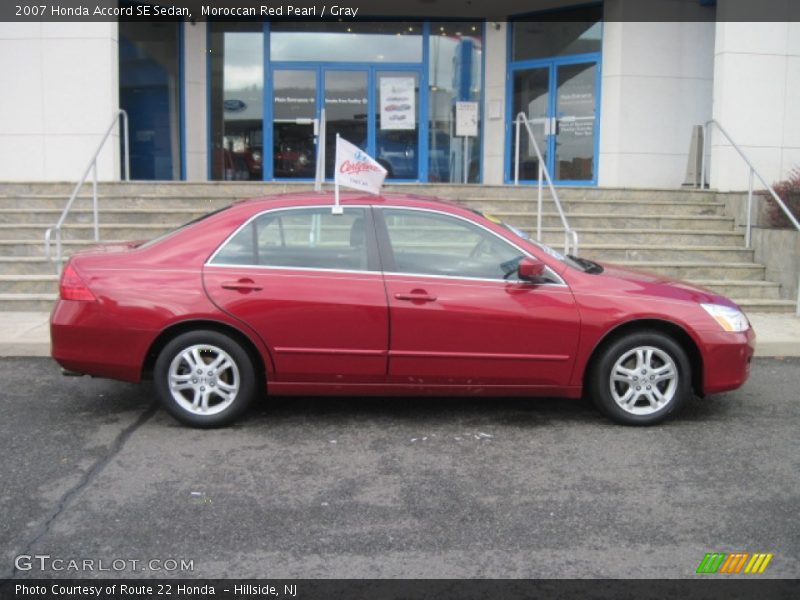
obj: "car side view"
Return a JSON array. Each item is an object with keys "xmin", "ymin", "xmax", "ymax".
[{"xmin": 50, "ymin": 193, "xmax": 755, "ymax": 427}]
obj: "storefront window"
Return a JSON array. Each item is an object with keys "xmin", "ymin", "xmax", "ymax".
[
  {"xmin": 271, "ymin": 22, "xmax": 423, "ymax": 63},
  {"xmin": 512, "ymin": 6, "xmax": 602, "ymax": 61},
  {"xmin": 428, "ymin": 23, "xmax": 483, "ymax": 183},
  {"xmin": 119, "ymin": 21, "xmax": 181, "ymax": 180},
  {"xmin": 210, "ymin": 23, "xmax": 264, "ymax": 181}
]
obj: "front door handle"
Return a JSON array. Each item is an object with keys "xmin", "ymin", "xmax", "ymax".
[
  {"xmin": 394, "ymin": 291, "xmax": 437, "ymax": 303},
  {"xmin": 221, "ymin": 279, "xmax": 262, "ymax": 293}
]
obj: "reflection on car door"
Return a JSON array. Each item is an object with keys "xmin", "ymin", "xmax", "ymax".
[
  {"xmin": 203, "ymin": 206, "xmax": 389, "ymax": 383},
  {"xmin": 376, "ymin": 207, "xmax": 581, "ymax": 387}
]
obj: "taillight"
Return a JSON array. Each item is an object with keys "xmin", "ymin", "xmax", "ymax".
[{"xmin": 59, "ymin": 263, "xmax": 97, "ymax": 302}]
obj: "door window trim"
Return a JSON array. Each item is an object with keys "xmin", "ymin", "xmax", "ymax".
[
  {"xmin": 204, "ymin": 204, "xmax": 382, "ymax": 274},
  {"xmin": 373, "ymin": 206, "xmax": 566, "ymax": 286}
]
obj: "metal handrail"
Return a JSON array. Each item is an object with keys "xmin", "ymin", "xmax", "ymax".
[
  {"xmin": 45, "ymin": 110, "xmax": 130, "ymax": 273},
  {"xmin": 512, "ymin": 112, "xmax": 579, "ymax": 256},
  {"xmin": 700, "ymin": 119, "xmax": 800, "ymax": 315},
  {"xmin": 700, "ymin": 119, "xmax": 800, "ymax": 247}
]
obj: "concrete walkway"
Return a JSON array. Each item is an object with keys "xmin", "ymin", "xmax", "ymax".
[{"xmin": 1, "ymin": 311, "xmax": 798, "ymax": 358}]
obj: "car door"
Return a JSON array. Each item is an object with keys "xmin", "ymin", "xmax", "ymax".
[
  {"xmin": 203, "ymin": 206, "xmax": 388, "ymax": 383},
  {"xmin": 375, "ymin": 207, "xmax": 581, "ymax": 387}
]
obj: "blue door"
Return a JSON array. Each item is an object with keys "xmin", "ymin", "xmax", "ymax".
[{"xmin": 507, "ymin": 57, "xmax": 600, "ymax": 185}]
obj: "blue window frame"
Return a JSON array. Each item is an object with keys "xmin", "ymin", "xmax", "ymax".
[
  {"xmin": 207, "ymin": 20, "xmax": 486, "ymax": 184},
  {"xmin": 504, "ymin": 20, "xmax": 602, "ymax": 186}
]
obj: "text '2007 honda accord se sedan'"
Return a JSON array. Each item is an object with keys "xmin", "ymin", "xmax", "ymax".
[{"xmin": 51, "ymin": 193, "xmax": 755, "ymax": 427}]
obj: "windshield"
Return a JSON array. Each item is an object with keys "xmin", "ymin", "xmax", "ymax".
[
  {"xmin": 474, "ymin": 210, "xmax": 603, "ymax": 274},
  {"xmin": 136, "ymin": 205, "xmax": 233, "ymax": 249}
]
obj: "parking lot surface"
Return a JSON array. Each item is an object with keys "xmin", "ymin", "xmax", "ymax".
[{"xmin": 1, "ymin": 357, "xmax": 798, "ymax": 579}]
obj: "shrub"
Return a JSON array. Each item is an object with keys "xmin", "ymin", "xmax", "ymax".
[{"xmin": 768, "ymin": 167, "xmax": 800, "ymax": 228}]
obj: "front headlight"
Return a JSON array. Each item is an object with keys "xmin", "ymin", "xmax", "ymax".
[{"xmin": 701, "ymin": 303, "xmax": 750, "ymax": 332}]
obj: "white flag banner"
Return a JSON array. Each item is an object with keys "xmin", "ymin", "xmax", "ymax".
[{"xmin": 334, "ymin": 135, "xmax": 387, "ymax": 196}]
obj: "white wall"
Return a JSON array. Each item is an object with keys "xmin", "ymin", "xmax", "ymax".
[
  {"xmin": 598, "ymin": 5, "xmax": 716, "ymax": 188},
  {"xmin": 0, "ymin": 22, "xmax": 119, "ymax": 181},
  {"xmin": 482, "ymin": 22, "xmax": 508, "ymax": 185},
  {"xmin": 183, "ymin": 21, "xmax": 207, "ymax": 181},
  {"xmin": 710, "ymin": 18, "xmax": 800, "ymax": 191}
]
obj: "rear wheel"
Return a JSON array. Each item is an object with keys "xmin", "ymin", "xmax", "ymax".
[
  {"xmin": 154, "ymin": 330, "xmax": 257, "ymax": 428},
  {"xmin": 588, "ymin": 331, "xmax": 692, "ymax": 425}
]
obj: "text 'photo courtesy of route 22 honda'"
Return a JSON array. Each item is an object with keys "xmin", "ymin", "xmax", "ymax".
[{"xmin": 50, "ymin": 193, "xmax": 755, "ymax": 428}]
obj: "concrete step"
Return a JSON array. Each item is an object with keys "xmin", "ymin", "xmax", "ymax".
[
  {"xmin": 609, "ymin": 261, "xmax": 766, "ymax": 281},
  {"xmin": 469, "ymin": 199, "xmax": 726, "ymax": 216},
  {"xmin": 0, "ymin": 293, "xmax": 56, "ymax": 312},
  {"xmin": 0, "ymin": 208, "xmax": 204, "ymax": 225},
  {"xmin": 0, "ymin": 181, "xmax": 724, "ymax": 201},
  {"xmin": 732, "ymin": 299, "xmax": 796, "ymax": 314},
  {"xmin": 691, "ymin": 280, "xmax": 782, "ymax": 300},
  {"xmin": 538, "ymin": 228, "xmax": 744, "ymax": 247},
  {"xmin": 0, "ymin": 224, "xmax": 175, "ymax": 241},
  {"xmin": 580, "ymin": 245, "xmax": 753, "ymax": 263},
  {"xmin": 0, "ymin": 257, "xmax": 57, "ymax": 275},
  {"xmin": 0, "ymin": 195, "xmax": 236, "ymax": 211},
  {"xmin": 0, "ymin": 275, "xmax": 58, "ymax": 294},
  {"xmin": 495, "ymin": 212, "xmax": 735, "ymax": 231},
  {"xmin": 0, "ymin": 240, "xmax": 97, "ymax": 257},
  {"xmin": 0, "ymin": 194, "xmax": 727, "ymax": 216}
]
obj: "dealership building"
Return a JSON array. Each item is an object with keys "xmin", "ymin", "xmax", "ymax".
[{"xmin": 1, "ymin": 0, "xmax": 799, "ymax": 191}]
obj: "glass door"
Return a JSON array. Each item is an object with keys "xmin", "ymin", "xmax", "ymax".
[
  {"xmin": 323, "ymin": 69, "xmax": 369, "ymax": 179},
  {"xmin": 508, "ymin": 59, "xmax": 599, "ymax": 184},
  {"xmin": 511, "ymin": 66, "xmax": 550, "ymax": 181},
  {"xmin": 375, "ymin": 70, "xmax": 421, "ymax": 180},
  {"xmin": 272, "ymin": 69, "xmax": 317, "ymax": 179},
  {"xmin": 268, "ymin": 66, "xmax": 422, "ymax": 181},
  {"xmin": 554, "ymin": 62, "xmax": 597, "ymax": 182}
]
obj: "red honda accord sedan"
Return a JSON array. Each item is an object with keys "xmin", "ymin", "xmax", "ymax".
[{"xmin": 51, "ymin": 193, "xmax": 755, "ymax": 427}]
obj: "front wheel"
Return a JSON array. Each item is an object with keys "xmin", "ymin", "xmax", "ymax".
[
  {"xmin": 154, "ymin": 330, "xmax": 257, "ymax": 428},
  {"xmin": 588, "ymin": 331, "xmax": 693, "ymax": 425}
]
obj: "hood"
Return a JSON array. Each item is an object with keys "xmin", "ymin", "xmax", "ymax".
[{"xmin": 595, "ymin": 262, "xmax": 738, "ymax": 308}]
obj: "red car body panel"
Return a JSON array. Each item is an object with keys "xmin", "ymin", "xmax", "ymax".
[
  {"xmin": 204, "ymin": 267, "xmax": 389, "ymax": 383},
  {"xmin": 51, "ymin": 192, "xmax": 755, "ymax": 400}
]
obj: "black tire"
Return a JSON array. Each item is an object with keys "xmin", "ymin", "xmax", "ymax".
[
  {"xmin": 154, "ymin": 330, "xmax": 257, "ymax": 428},
  {"xmin": 587, "ymin": 330, "xmax": 693, "ymax": 426}
]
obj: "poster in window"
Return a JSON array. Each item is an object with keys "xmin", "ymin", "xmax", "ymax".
[{"xmin": 379, "ymin": 77, "xmax": 415, "ymax": 130}]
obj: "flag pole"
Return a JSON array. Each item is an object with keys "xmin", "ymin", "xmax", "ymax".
[{"xmin": 332, "ymin": 134, "xmax": 343, "ymax": 214}]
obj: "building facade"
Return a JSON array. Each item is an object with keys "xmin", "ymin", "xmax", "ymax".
[{"xmin": 1, "ymin": 0, "xmax": 798, "ymax": 191}]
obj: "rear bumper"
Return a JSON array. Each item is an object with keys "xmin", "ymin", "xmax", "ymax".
[
  {"xmin": 701, "ymin": 326, "xmax": 756, "ymax": 395},
  {"xmin": 50, "ymin": 300, "xmax": 151, "ymax": 382}
]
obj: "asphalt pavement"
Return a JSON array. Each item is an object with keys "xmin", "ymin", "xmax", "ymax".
[{"xmin": 0, "ymin": 357, "xmax": 798, "ymax": 580}]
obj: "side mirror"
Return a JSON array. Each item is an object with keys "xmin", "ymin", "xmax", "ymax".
[{"xmin": 517, "ymin": 257, "xmax": 546, "ymax": 281}]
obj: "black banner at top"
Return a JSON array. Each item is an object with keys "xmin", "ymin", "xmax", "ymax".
[{"xmin": 2, "ymin": 0, "xmax": 800, "ymax": 23}]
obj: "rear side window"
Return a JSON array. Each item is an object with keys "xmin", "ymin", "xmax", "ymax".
[{"xmin": 209, "ymin": 207, "xmax": 372, "ymax": 271}]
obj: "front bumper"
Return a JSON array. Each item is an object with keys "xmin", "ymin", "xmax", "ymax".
[{"xmin": 701, "ymin": 326, "xmax": 756, "ymax": 395}]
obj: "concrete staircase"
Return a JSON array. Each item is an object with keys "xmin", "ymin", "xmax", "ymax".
[{"xmin": 0, "ymin": 182, "xmax": 794, "ymax": 313}]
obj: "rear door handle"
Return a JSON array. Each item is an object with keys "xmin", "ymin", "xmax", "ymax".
[
  {"xmin": 394, "ymin": 292, "xmax": 437, "ymax": 303},
  {"xmin": 221, "ymin": 279, "xmax": 262, "ymax": 292}
]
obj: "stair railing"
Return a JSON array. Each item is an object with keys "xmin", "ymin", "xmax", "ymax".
[
  {"xmin": 44, "ymin": 109, "xmax": 130, "ymax": 273},
  {"xmin": 700, "ymin": 119, "xmax": 800, "ymax": 316},
  {"xmin": 700, "ymin": 119, "xmax": 800, "ymax": 247},
  {"xmin": 512, "ymin": 112, "xmax": 579, "ymax": 256}
]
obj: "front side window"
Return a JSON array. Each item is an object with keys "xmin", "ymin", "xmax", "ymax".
[
  {"xmin": 210, "ymin": 207, "xmax": 371, "ymax": 271},
  {"xmin": 382, "ymin": 209, "xmax": 524, "ymax": 280}
]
